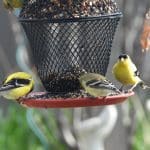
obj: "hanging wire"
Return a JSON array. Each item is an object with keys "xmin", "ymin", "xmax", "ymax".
[{"xmin": 26, "ymin": 109, "xmax": 50, "ymax": 150}]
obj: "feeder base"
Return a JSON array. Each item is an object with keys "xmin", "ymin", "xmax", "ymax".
[{"xmin": 19, "ymin": 91, "xmax": 134, "ymax": 108}]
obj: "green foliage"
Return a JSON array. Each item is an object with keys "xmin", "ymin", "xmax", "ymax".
[
  {"xmin": 0, "ymin": 103, "xmax": 42, "ymax": 150},
  {"xmin": 132, "ymin": 119, "xmax": 150, "ymax": 150},
  {"xmin": 0, "ymin": 103, "xmax": 67, "ymax": 150},
  {"xmin": 30, "ymin": 109, "xmax": 67, "ymax": 150},
  {"xmin": 132, "ymin": 120, "xmax": 145, "ymax": 150},
  {"xmin": 131, "ymin": 95, "xmax": 150, "ymax": 150}
]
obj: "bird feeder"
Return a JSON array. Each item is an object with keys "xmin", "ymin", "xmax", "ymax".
[{"xmin": 18, "ymin": 0, "xmax": 133, "ymax": 108}]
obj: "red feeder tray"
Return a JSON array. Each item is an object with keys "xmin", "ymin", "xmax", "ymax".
[{"xmin": 19, "ymin": 92, "xmax": 134, "ymax": 108}]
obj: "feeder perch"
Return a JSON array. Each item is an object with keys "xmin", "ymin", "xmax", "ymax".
[
  {"xmin": 17, "ymin": 0, "xmax": 133, "ymax": 108},
  {"xmin": 19, "ymin": 92, "xmax": 134, "ymax": 108}
]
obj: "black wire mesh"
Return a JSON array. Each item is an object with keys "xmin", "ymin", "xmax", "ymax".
[{"xmin": 19, "ymin": 0, "xmax": 122, "ymax": 93}]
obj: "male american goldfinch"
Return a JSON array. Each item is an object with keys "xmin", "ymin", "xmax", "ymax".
[
  {"xmin": 112, "ymin": 54, "xmax": 149, "ymax": 91},
  {"xmin": 3, "ymin": 0, "xmax": 23, "ymax": 11},
  {"xmin": 79, "ymin": 73, "xmax": 121, "ymax": 97},
  {"xmin": 0, "ymin": 72, "xmax": 34, "ymax": 100}
]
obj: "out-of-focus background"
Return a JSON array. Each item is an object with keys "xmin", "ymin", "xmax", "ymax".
[{"xmin": 0, "ymin": 0, "xmax": 150, "ymax": 150}]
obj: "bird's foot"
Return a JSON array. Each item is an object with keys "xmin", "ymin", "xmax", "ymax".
[
  {"xmin": 127, "ymin": 89, "xmax": 133, "ymax": 93},
  {"xmin": 119, "ymin": 85, "xmax": 124, "ymax": 92}
]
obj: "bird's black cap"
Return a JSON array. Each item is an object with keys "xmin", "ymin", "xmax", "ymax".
[{"xmin": 118, "ymin": 54, "xmax": 128, "ymax": 60}]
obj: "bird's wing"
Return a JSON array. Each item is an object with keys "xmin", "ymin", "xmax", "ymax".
[
  {"xmin": 130, "ymin": 62, "xmax": 137, "ymax": 72},
  {"xmin": 86, "ymin": 79, "xmax": 120, "ymax": 92},
  {"xmin": 0, "ymin": 78, "xmax": 30, "ymax": 92},
  {"xmin": 130, "ymin": 62, "xmax": 140, "ymax": 77},
  {"xmin": 134, "ymin": 70, "xmax": 140, "ymax": 77}
]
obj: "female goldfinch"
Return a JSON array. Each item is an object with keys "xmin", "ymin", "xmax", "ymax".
[
  {"xmin": 0, "ymin": 72, "xmax": 34, "ymax": 100},
  {"xmin": 112, "ymin": 54, "xmax": 149, "ymax": 91},
  {"xmin": 79, "ymin": 73, "xmax": 121, "ymax": 97},
  {"xmin": 3, "ymin": 0, "xmax": 23, "ymax": 10}
]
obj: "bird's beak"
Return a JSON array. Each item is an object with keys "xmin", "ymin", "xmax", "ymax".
[
  {"xmin": 120, "ymin": 58, "xmax": 124, "ymax": 62},
  {"xmin": 0, "ymin": 82, "xmax": 23, "ymax": 92}
]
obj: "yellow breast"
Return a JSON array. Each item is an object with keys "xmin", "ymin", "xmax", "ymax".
[
  {"xmin": 3, "ymin": 85, "xmax": 32, "ymax": 100},
  {"xmin": 113, "ymin": 62, "xmax": 140, "ymax": 85}
]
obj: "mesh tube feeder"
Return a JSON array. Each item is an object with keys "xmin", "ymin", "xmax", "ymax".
[{"xmin": 18, "ymin": 0, "xmax": 133, "ymax": 108}]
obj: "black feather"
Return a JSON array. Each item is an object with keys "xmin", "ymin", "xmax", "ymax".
[
  {"xmin": 86, "ymin": 79, "xmax": 119, "ymax": 92},
  {"xmin": 135, "ymin": 70, "xmax": 140, "ymax": 77},
  {"xmin": 0, "ymin": 78, "xmax": 30, "ymax": 92}
]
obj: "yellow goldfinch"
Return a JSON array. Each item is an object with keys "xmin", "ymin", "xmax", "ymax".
[
  {"xmin": 79, "ymin": 73, "xmax": 121, "ymax": 97},
  {"xmin": 3, "ymin": 0, "xmax": 23, "ymax": 10},
  {"xmin": 112, "ymin": 54, "xmax": 149, "ymax": 91},
  {"xmin": 0, "ymin": 72, "xmax": 34, "ymax": 100}
]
